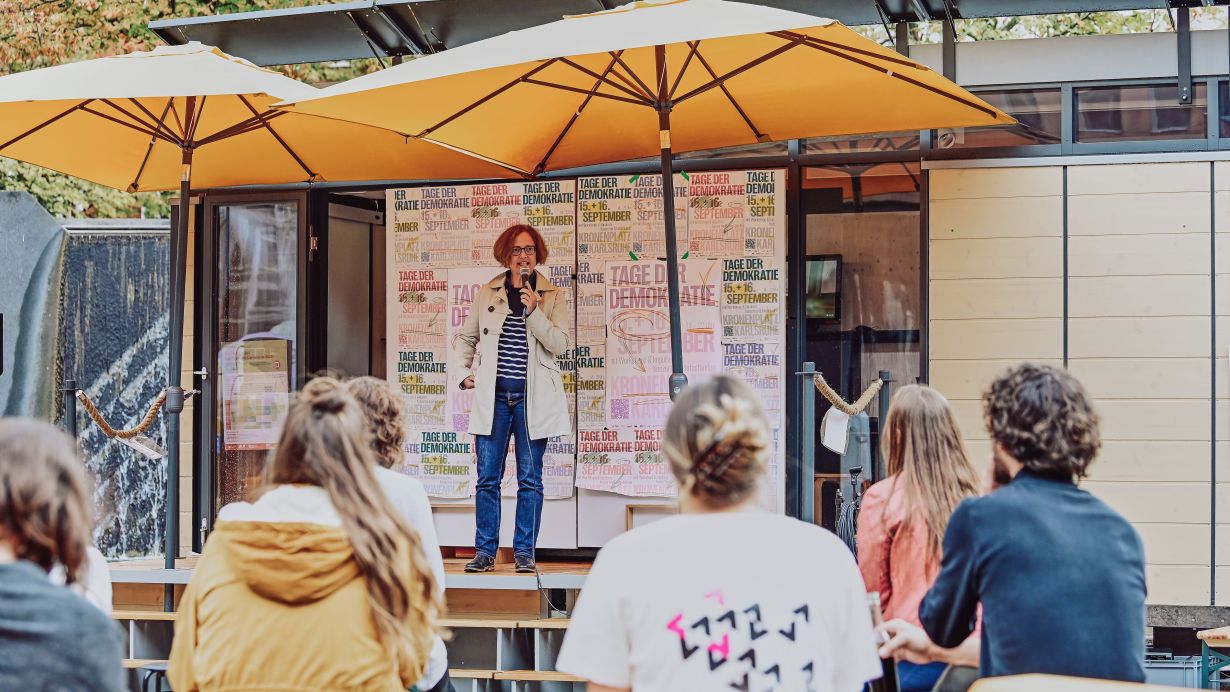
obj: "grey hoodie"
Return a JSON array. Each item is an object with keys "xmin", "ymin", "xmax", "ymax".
[{"xmin": 0, "ymin": 560, "xmax": 123, "ymax": 691}]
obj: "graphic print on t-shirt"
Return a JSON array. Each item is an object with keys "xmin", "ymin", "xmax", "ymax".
[{"xmin": 665, "ymin": 589, "xmax": 819, "ymax": 692}]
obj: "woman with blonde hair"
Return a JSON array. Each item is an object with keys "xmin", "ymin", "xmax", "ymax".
[
  {"xmin": 857, "ymin": 384, "xmax": 980, "ymax": 691},
  {"xmin": 558, "ymin": 375, "xmax": 882, "ymax": 692},
  {"xmin": 169, "ymin": 377, "xmax": 441, "ymax": 691}
]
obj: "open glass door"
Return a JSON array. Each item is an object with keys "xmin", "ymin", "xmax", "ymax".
[{"xmin": 201, "ymin": 192, "xmax": 306, "ymax": 519}]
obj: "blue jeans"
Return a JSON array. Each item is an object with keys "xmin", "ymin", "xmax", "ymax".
[
  {"xmin": 897, "ymin": 661, "xmax": 946, "ymax": 692},
  {"xmin": 474, "ymin": 379, "xmax": 547, "ymax": 558}
]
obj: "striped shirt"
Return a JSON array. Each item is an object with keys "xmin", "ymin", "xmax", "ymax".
[{"xmin": 496, "ymin": 311, "xmax": 529, "ymax": 381}]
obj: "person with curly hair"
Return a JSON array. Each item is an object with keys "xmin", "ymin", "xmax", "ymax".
[
  {"xmin": 346, "ymin": 376, "xmax": 452, "ymax": 692},
  {"xmin": 878, "ymin": 364, "xmax": 1146, "ymax": 684}
]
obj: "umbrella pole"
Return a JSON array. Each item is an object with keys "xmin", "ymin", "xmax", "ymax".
[
  {"xmin": 163, "ymin": 146, "xmax": 192, "ymax": 610},
  {"xmin": 656, "ymin": 45, "xmax": 687, "ymax": 401}
]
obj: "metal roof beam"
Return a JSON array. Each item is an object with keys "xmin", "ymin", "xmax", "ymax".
[{"xmin": 372, "ymin": 5, "xmax": 428, "ymax": 55}]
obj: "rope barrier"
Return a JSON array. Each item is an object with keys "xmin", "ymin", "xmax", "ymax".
[
  {"xmin": 813, "ymin": 373, "xmax": 883, "ymax": 416},
  {"xmin": 75, "ymin": 390, "xmax": 167, "ymax": 439}
]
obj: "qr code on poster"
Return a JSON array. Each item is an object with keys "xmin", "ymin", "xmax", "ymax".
[{"xmin": 610, "ymin": 399, "xmax": 630, "ymax": 419}]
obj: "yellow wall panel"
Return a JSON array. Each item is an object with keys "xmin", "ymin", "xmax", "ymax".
[
  {"xmin": 948, "ymin": 399, "xmax": 990, "ymax": 441},
  {"xmin": 1069, "ymin": 192, "xmax": 1210, "ymax": 237},
  {"xmin": 1137, "ymin": 524, "xmax": 1211, "ymax": 566},
  {"xmin": 930, "ymin": 167, "xmax": 1063, "ymax": 199},
  {"xmin": 1083, "ymin": 481, "xmax": 1210, "ymax": 524},
  {"xmin": 1068, "ymin": 358, "xmax": 1211, "ymax": 400},
  {"xmin": 1151, "ymin": 565, "xmax": 1210, "ymax": 605},
  {"xmin": 1096, "ymin": 400, "xmax": 1211, "ymax": 442},
  {"xmin": 1069, "ymin": 276, "xmax": 1211, "ymax": 317},
  {"xmin": 930, "ymin": 237, "xmax": 1062, "ymax": 280},
  {"xmin": 930, "ymin": 197, "xmax": 1062, "ymax": 240},
  {"xmin": 930, "ymin": 359, "xmax": 1063, "ymax": 401},
  {"xmin": 1068, "ymin": 162, "xmax": 1208, "ymax": 195},
  {"xmin": 1068, "ymin": 232, "xmax": 1211, "ymax": 277},
  {"xmin": 1089, "ymin": 440, "xmax": 1210, "ymax": 483},
  {"xmin": 930, "ymin": 279, "xmax": 1063, "ymax": 320},
  {"xmin": 1069, "ymin": 317, "xmax": 1212, "ymax": 359},
  {"xmin": 930, "ymin": 319, "xmax": 1063, "ymax": 360}
]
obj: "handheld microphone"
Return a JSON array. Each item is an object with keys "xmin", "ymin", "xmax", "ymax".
[{"xmin": 519, "ymin": 267, "xmax": 530, "ymax": 279}]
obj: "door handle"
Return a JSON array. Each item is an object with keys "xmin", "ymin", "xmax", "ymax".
[{"xmin": 193, "ymin": 367, "xmax": 209, "ymax": 380}]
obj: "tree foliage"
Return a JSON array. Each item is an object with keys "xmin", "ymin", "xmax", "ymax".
[{"xmin": 0, "ymin": 0, "xmax": 380, "ymax": 218}]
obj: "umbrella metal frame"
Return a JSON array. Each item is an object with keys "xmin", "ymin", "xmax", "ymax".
[
  {"xmin": 412, "ymin": 32, "xmax": 997, "ymax": 398},
  {"xmin": 0, "ymin": 96, "xmax": 323, "ymax": 609}
]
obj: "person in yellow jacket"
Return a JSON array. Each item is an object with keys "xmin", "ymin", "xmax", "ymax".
[{"xmin": 169, "ymin": 377, "xmax": 442, "ymax": 691}]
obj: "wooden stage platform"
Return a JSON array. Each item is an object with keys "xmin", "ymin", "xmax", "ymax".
[{"xmin": 109, "ymin": 556, "xmax": 592, "ymax": 591}]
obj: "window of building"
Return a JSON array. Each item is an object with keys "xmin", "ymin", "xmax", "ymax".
[
  {"xmin": 952, "ymin": 88, "xmax": 1062, "ymax": 149},
  {"xmin": 1076, "ymin": 83, "xmax": 1207, "ymax": 142}
]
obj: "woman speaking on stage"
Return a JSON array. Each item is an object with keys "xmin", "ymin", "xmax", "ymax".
[{"xmin": 453, "ymin": 224, "xmax": 571, "ymax": 574}]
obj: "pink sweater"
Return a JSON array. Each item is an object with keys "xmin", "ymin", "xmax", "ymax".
[{"xmin": 856, "ymin": 477, "xmax": 939, "ymax": 628}]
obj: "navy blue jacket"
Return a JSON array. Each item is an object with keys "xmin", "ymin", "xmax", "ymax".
[{"xmin": 920, "ymin": 469, "xmax": 1146, "ymax": 682}]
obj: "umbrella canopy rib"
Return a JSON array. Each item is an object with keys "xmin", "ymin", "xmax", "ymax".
[
  {"xmin": 673, "ymin": 35, "xmax": 806, "ymax": 104},
  {"xmin": 557, "ymin": 57, "xmax": 654, "ymax": 104},
  {"xmin": 691, "ymin": 43, "xmax": 766, "ymax": 141},
  {"xmin": 607, "ymin": 52, "xmax": 657, "ymax": 101},
  {"xmin": 782, "ymin": 34, "xmax": 999, "ymax": 117},
  {"xmin": 668, "ymin": 41, "xmax": 702, "ymax": 100},
  {"xmin": 127, "ymin": 97, "xmax": 184, "ymax": 143},
  {"xmin": 81, "ymin": 104, "xmax": 180, "ymax": 144},
  {"xmin": 237, "ymin": 94, "xmax": 317, "ymax": 180},
  {"xmin": 772, "ymin": 31, "xmax": 923, "ymax": 69},
  {"xmin": 523, "ymin": 78, "xmax": 650, "ymax": 106},
  {"xmin": 416, "ymin": 58, "xmax": 559, "ymax": 138},
  {"xmin": 129, "ymin": 98, "xmax": 177, "ymax": 192},
  {"xmin": 99, "ymin": 99, "xmax": 184, "ymax": 144},
  {"xmin": 186, "ymin": 95, "xmax": 208, "ymax": 144},
  {"xmin": 0, "ymin": 100, "xmax": 92, "ymax": 152},
  {"xmin": 533, "ymin": 51, "xmax": 625, "ymax": 174}
]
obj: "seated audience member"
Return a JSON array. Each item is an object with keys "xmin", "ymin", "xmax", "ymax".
[
  {"xmin": 0, "ymin": 418, "xmax": 123, "ymax": 691},
  {"xmin": 169, "ymin": 378, "xmax": 441, "ymax": 690},
  {"xmin": 557, "ymin": 375, "xmax": 882, "ymax": 692},
  {"xmin": 347, "ymin": 375, "xmax": 452, "ymax": 692},
  {"xmin": 893, "ymin": 364, "xmax": 1146, "ymax": 682},
  {"xmin": 857, "ymin": 385, "xmax": 980, "ymax": 692}
]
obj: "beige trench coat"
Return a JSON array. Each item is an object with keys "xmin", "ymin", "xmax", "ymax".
[{"xmin": 451, "ymin": 270, "xmax": 571, "ymax": 440}]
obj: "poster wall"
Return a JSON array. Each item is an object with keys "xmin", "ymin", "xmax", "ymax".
[
  {"xmin": 573, "ymin": 171, "xmax": 787, "ymax": 507},
  {"xmin": 386, "ymin": 169, "xmax": 786, "ymax": 512}
]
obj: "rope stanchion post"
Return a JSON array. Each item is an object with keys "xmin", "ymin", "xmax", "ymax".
[
  {"xmin": 875, "ymin": 370, "xmax": 892, "ymax": 482},
  {"xmin": 62, "ymin": 378, "xmax": 77, "ymax": 439},
  {"xmin": 800, "ymin": 362, "xmax": 816, "ymax": 525}
]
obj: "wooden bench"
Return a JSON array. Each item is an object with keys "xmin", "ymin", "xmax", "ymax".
[
  {"xmin": 113, "ymin": 609, "xmax": 177, "ymax": 622},
  {"xmin": 1197, "ymin": 626, "xmax": 1230, "ymax": 687},
  {"xmin": 494, "ymin": 670, "xmax": 585, "ymax": 682},
  {"xmin": 122, "ymin": 659, "xmax": 166, "ymax": 670}
]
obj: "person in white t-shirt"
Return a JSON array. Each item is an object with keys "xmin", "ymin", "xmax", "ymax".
[
  {"xmin": 557, "ymin": 375, "xmax": 883, "ymax": 692},
  {"xmin": 346, "ymin": 376, "xmax": 453, "ymax": 692}
]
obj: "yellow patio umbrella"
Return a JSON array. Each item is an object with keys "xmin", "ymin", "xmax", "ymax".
[
  {"xmin": 0, "ymin": 42, "xmax": 517, "ymax": 597},
  {"xmin": 280, "ymin": 0, "xmax": 1012, "ymax": 398}
]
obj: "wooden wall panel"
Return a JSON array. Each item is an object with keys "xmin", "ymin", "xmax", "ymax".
[{"xmin": 932, "ymin": 163, "xmax": 1219, "ymax": 607}]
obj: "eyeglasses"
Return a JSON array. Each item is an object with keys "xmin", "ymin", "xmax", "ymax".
[{"xmin": 511, "ymin": 245, "xmax": 537, "ymax": 256}]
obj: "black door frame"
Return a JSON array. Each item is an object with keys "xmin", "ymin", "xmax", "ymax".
[{"xmin": 193, "ymin": 190, "xmax": 309, "ymax": 548}]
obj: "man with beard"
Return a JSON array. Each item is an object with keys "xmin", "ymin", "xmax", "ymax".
[{"xmin": 878, "ymin": 363, "xmax": 1146, "ymax": 684}]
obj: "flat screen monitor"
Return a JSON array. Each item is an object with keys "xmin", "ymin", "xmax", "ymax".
[{"xmin": 805, "ymin": 255, "xmax": 841, "ymax": 322}]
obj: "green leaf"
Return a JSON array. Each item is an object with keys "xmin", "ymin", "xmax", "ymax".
[
  {"xmin": 628, "ymin": 174, "xmax": 640, "ymax": 184},
  {"xmin": 680, "ymin": 171, "xmax": 690, "ymax": 181},
  {"xmin": 629, "ymin": 251, "xmax": 639, "ymax": 261},
  {"xmin": 682, "ymin": 251, "xmax": 689, "ymax": 259}
]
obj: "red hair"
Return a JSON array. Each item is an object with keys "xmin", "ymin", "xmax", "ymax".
[{"xmin": 493, "ymin": 224, "xmax": 549, "ymax": 266}]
